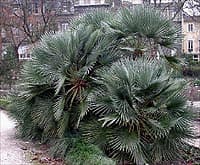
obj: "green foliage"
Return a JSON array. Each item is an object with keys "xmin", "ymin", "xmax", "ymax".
[
  {"xmin": 65, "ymin": 139, "xmax": 116, "ymax": 165},
  {"xmin": 8, "ymin": 94, "xmax": 50, "ymax": 140},
  {"xmin": 72, "ymin": 7, "xmax": 179, "ymax": 59},
  {"xmin": 194, "ymin": 79, "xmax": 200, "ymax": 86},
  {"xmin": 104, "ymin": 7, "xmax": 179, "ymax": 56},
  {"xmin": 81, "ymin": 58, "xmax": 194, "ymax": 164},
  {"xmin": 0, "ymin": 97, "xmax": 10, "ymax": 109},
  {"xmin": 71, "ymin": 9, "xmax": 113, "ymax": 30},
  {"xmin": 182, "ymin": 53, "xmax": 200, "ymax": 78},
  {"xmin": 183, "ymin": 53, "xmax": 199, "ymax": 66},
  {"xmin": 49, "ymin": 137, "xmax": 116, "ymax": 165},
  {"xmin": 110, "ymin": 7, "xmax": 179, "ymax": 46},
  {"xmin": 49, "ymin": 137, "xmax": 78, "ymax": 159},
  {"xmin": 183, "ymin": 66, "xmax": 200, "ymax": 78},
  {"xmin": 7, "ymin": 7, "xmax": 194, "ymax": 165},
  {"xmin": 0, "ymin": 46, "xmax": 19, "ymax": 87},
  {"xmin": 8, "ymin": 23, "xmax": 120, "ymax": 141}
]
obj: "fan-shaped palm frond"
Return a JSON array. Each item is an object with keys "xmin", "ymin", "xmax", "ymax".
[
  {"xmin": 104, "ymin": 6, "xmax": 180, "ymax": 60},
  {"xmin": 81, "ymin": 58, "xmax": 195, "ymax": 164},
  {"xmin": 71, "ymin": 9, "xmax": 113, "ymax": 30},
  {"xmin": 8, "ymin": 22, "xmax": 121, "ymax": 142}
]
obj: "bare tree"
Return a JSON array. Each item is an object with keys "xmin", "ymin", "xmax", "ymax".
[
  {"xmin": 185, "ymin": 0, "xmax": 200, "ymax": 16},
  {"xmin": 1, "ymin": 0, "xmax": 70, "ymax": 58},
  {"xmin": 2, "ymin": 0, "xmax": 60, "ymax": 43}
]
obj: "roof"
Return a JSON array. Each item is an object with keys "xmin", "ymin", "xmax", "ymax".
[{"xmin": 183, "ymin": 14, "xmax": 200, "ymax": 23}]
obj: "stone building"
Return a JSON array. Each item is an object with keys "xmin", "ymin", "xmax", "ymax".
[{"xmin": 182, "ymin": 14, "xmax": 200, "ymax": 62}]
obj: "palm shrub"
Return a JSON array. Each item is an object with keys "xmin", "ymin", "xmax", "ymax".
[
  {"xmin": 71, "ymin": 9, "xmax": 113, "ymax": 30},
  {"xmin": 105, "ymin": 7, "xmax": 178, "ymax": 47},
  {"xmin": 8, "ymin": 24, "xmax": 120, "ymax": 140},
  {"xmin": 106, "ymin": 7, "xmax": 181, "ymax": 68},
  {"xmin": 73, "ymin": 7, "xmax": 179, "ymax": 49},
  {"xmin": 73, "ymin": 7, "xmax": 181, "ymax": 66},
  {"xmin": 7, "ymin": 7, "xmax": 194, "ymax": 165},
  {"xmin": 81, "ymin": 58, "xmax": 195, "ymax": 164}
]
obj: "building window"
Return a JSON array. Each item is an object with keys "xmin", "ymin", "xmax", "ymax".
[
  {"xmin": 19, "ymin": 54, "xmax": 31, "ymax": 60},
  {"xmin": 60, "ymin": 1, "xmax": 73, "ymax": 13},
  {"xmin": 188, "ymin": 23, "xmax": 194, "ymax": 32},
  {"xmin": 27, "ymin": 54, "xmax": 31, "ymax": 58},
  {"xmin": 199, "ymin": 40, "xmax": 200, "ymax": 52},
  {"xmin": 13, "ymin": 4, "xmax": 19, "ymax": 13},
  {"xmin": 61, "ymin": 23, "xmax": 68, "ymax": 31},
  {"xmin": 28, "ymin": 4, "xmax": 33, "ymax": 14},
  {"xmin": 188, "ymin": 40, "xmax": 193, "ymax": 52},
  {"xmin": 33, "ymin": 2, "xmax": 39, "ymax": 13},
  {"xmin": 18, "ymin": 45, "xmax": 31, "ymax": 60},
  {"xmin": 193, "ymin": 54, "xmax": 200, "ymax": 62},
  {"xmin": 19, "ymin": 54, "xmax": 25, "ymax": 59},
  {"xmin": 43, "ymin": 1, "xmax": 54, "ymax": 13}
]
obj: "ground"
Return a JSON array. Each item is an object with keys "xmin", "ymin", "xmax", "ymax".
[
  {"xmin": 191, "ymin": 101, "xmax": 200, "ymax": 148},
  {"xmin": 0, "ymin": 110, "xmax": 64, "ymax": 165},
  {"xmin": 0, "ymin": 110, "xmax": 32, "ymax": 165}
]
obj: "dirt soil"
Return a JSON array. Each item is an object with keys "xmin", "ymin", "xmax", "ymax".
[
  {"xmin": 0, "ymin": 110, "xmax": 64, "ymax": 165},
  {"xmin": 0, "ymin": 110, "xmax": 33, "ymax": 165}
]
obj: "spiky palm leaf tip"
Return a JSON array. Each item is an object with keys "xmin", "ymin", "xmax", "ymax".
[
  {"xmin": 7, "ymin": 23, "xmax": 121, "ymax": 141},
  {"xmin": 71, "ymin": 9, "xmax": 113, "ymax": 30},
  {"xmin": 81, "ymin": 58, "xmax": 195, "ymax": 164},
  {"xmin": 103, "ymin": 6, "xmax": 180, "ymax": 61}
]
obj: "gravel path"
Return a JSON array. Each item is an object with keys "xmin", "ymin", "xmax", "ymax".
[
  {"xmin": 0, "ymin": 110, "xmax": 32, "ymax": 165},
  {"xmin": 191, "ymin": 101, "xmax": 200, "ymax": 148}
]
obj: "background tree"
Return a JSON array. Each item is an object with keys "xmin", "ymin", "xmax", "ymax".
[
  {"xmin": 0, "ymin": 46, "xmax": 19, "ymax": 88},
  {"xmin": 0, "ymin": 0, "xmax": 66, "ymax": 58},
  {"xmin": 185, "ymin": 0, "xmax": 200, "ymax": 15}
]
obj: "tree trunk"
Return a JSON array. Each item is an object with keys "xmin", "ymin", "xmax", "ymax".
[{"xmin": 13, "ymin": 45, "xmax": 19, "ymax": 62}]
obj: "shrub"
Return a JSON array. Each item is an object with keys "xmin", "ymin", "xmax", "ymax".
[
  {"xmin": 194, "ymin": 79, "xmax": 200, "ymax": 86},
  {"xmin": 7, "ymin": 24, "xmax": 120, "ymax": 141},
  {"xmin": 7, "ymin": 7, "xmax": 194, "ymax": 165},
  {"xmin": 49, "ymin": 137, "xmax": 116, "ymax": 165},
  {"xmin": 81, "ymin": 58, "xmax": 195, "ymax": 164},
  {"xmin": 182, "ymin": 66, "xmax": 200, "ymax": 78},
  {"xmin": 0, "ymin": 46, "xmax": 19, "ymax": 88},
  {"xmin": 65, "ymin": 140, "xmax": 115, "ymax": 165},
  {"xmin": 0, "ymin": 97, "xmax": 10, "ymax": 109}
]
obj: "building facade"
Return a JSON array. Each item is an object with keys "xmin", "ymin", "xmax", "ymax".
[{"xmin": 182, "ymin": 15, "xmax": 200, "ymax": 62}]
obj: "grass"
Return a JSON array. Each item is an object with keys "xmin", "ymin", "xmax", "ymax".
[
  {"xmin": 50, "ymin": 138, "xmax": 116, "ymax": 165},
  {"xmin": 65, "ymin": 140, "xmax": 116, "ymax": 165},
  {"xmin": 0, "ymin": 97, "xmax": 10, "ymax": 109}
]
